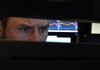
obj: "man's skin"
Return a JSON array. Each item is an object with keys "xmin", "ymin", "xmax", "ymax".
[{"xmin": 3, "ymin": 17, "xmax": 49, "ymax": 41}]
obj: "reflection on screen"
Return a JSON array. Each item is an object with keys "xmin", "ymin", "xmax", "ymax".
[{"xmin": 48, "ymin": 20, "xmax": 78, "ymax": 32}]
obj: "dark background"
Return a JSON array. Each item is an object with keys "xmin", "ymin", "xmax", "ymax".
[
  {"xmin": 0, "ymin": 0, "xmax": 100, "ymax": 20},
  {"xmin": 0, "ymin": 0, "xmax": 97, "ymax": 20}
]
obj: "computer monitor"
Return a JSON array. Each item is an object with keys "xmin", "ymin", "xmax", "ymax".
[{"xmin": 48, "ymin": 20, "xmax": 78, "ymax": 33}]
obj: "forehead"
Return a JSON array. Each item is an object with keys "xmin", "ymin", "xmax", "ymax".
[{"xmin": 8, "ymin": 17, "xmax": 48, "ymax": 26}]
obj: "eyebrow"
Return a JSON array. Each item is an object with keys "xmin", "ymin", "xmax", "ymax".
[
  {"xmin": 39, "ymin": 24, "xmax": 50, "ymax": 28},
  {"xmin": 19, "ymin": 24, "xmax": 50, "ymax": 28}
]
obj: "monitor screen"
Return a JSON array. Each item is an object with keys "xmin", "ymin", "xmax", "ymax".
[
  {"xmin": 48, "ymin": 20, "xmax": 78, "ymax": 33},
  {"xmin": 91, "ymin": 23, "xmax": 100, "ymax": 34},
  {"xmin": 46, "ymin": 35, "xmax": 71, "ymax": 43}
]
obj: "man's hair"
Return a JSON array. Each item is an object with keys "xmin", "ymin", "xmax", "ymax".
[{"xmin": 1, "ymin": 16, "xmax": 9, "ymax": 38}]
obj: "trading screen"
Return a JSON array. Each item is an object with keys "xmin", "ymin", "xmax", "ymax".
[{"xmin": 48, "ymin": 20, "xmax": 78, "ymax": 32}]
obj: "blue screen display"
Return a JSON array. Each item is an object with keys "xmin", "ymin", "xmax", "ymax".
[{"xmin": 48, "ymin": 20, "xmax": 78, "ymax": 32}]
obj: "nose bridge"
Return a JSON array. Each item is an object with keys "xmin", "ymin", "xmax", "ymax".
[{"xmin": 31, "ymin": 27, "xmax": 40, "ymax": 41}]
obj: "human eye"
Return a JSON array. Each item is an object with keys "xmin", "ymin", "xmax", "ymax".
[
  {"xmin": 18, "ymin": 25, "xmax": 33, "ymax": 34},
  {"xmin": 39, "ymin": 26, "xmax": 48, "ymax": 33}
]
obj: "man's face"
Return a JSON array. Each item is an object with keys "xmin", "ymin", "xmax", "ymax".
[{"xmin": 4, "ymin": 17, "xmax": 49, "ymax": 41}]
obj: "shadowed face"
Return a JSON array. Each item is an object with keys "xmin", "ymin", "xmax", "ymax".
[{"xmin": 4, "ymin": 17, "xmax": 49, "ymax": 41}]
